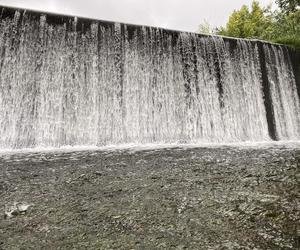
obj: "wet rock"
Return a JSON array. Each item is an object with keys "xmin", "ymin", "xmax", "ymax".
[
  {"xmin": 0, "ymin": 145, "xmax": 299, "ymax": 249},
  {"xmin": 4, "ymin": 202, "xmax": 31, "ymax": 218}
]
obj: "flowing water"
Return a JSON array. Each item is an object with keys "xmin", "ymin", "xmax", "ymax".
[{"xmin": 0, "ymin": 9, "xmax": 299, "ymax": 149}]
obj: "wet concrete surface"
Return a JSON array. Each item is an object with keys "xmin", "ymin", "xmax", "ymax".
[{"xmin": 0, "ymin": 145, "xmax": 299, "ymax": 249}]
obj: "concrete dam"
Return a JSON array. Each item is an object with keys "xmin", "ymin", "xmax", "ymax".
[{"xmin": 0, "ymin": 6, "xmax": 299, "ymax": 149}]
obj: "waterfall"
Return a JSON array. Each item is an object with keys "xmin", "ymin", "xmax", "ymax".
[
  {"xmin": 0, "ymin": 7, "xmax": 299, "ymax": 149},
  {"xmin": 263, "ymin": 45, "xmax": 300, "ymax": 139}
]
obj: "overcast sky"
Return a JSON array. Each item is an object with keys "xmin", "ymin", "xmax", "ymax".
[{"xmin": 0, "ymin": 0, "xmax": 275, "ymax": 32}]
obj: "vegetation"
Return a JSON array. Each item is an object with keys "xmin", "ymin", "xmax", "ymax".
[
  {"xmin": 199, "ymin": 0, "xmax": 300, "ymax": 50},
  {"xmin": 198, "ymin": 20, "xmax": 214, "ymax": 35},
  {"xmin": 276, "ymin": 0, "xmax": 300, "ymax": 13}
]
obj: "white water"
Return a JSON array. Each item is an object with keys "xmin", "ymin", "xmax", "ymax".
[
  {"xmin": 0, "ymin": 11, "xmax": 299, "ymax": 149},
  {"xmin": 263, "ymin": 45, "xmax": 300, "ymax": 139},
  {"xmin": 1, "ymin": 141, "xmax": 300, "ymax": 156}
]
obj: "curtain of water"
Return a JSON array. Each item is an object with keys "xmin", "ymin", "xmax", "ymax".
[
  {"xmin": 0, "ymin": 11, "xmax": 298, "ymax": 149},
  {"xmin": 263, "ymin": 45, "xmax": 300, "ymax": 139}
]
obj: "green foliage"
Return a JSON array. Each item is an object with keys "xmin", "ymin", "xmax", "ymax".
[
  {"xmin": 276, "ymin": 0, "xmax": 300, "ymax": 13},
  {"xmin": 214, "ymin": 1, "xmax": 300, "ymax": 50},
  {"xmin": 198, "ymin": 20, "xmax": 214, "ymax": 35},
  {"xmin": 217, "ymin": 1, "xmax": 272, "ymax": 39},
  {"xmin": 266, "ymin": 9, "xmax": 300, "ymax": 48}
]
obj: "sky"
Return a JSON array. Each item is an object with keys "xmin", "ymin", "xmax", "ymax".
[{"xmin": 0, "ymin": 0, "xmax": 275, "ymax": 32}]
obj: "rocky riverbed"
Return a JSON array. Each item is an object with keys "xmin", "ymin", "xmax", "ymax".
[{"xmin": 0, "ymin": 144, "xmax": 299, "ymax": 249}]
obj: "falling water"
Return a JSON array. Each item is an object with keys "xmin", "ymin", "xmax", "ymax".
[
  {"xmin": 263, "ymin": 45, "xmax": 300, "ymax": 139},
  {"xmin": 0, "ymin": 8, "xmax": 299, "ymax": 149}
]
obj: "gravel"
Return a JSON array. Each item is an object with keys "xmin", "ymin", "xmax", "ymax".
[{"xmin": 0, "ymin": 145, "xmax": 299, "ymax": 249}]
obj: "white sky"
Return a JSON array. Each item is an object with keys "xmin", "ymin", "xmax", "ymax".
[{"xmin": 0, "ymin": 0, "xmax": 275, "ymax": 32}]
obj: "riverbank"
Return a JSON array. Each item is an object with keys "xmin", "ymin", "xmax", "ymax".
[{"xmin": 0, "ymin": 145, "xmax": 299, "ymax": 249}]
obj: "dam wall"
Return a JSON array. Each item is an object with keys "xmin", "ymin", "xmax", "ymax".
[{"xmin": 0, "ymin": 6, "xmax": 299, "ymax": 148}]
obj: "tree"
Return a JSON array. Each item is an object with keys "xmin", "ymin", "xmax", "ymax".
[
  {"xmin": 198, "ymin": 20, "xmax": 215, "ymax": 35},
  {"xmin": 217, "ymin": 5, "xmax": 249, "ymax": 38},
  {"xmin": 276, "ymin": 0, "xmax": 300, "ymax": 13},
  {"xmin": 212, "ymin": 0, "xmax": 300, "ymax": 49},
  {"xmin": 268, "ymin": 9, "xmax": 300, "ymax": 48},
  {"xmin": 217, "ymin": 1, "xmax": 271, "ymax": 39}
]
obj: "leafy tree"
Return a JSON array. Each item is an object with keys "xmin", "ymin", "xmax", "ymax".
[
  {"xmin": 213, "ymin": 1, "xmax": 300, "ymax": 49},
  {"xmin": 198, "ymin": 20, "xmax": 213, "ymax": 35},
  {"xmin": 222, "ymin": 5, "xmax": 250, "ymax": 38},
  {"xmin": 268, "ymin": 9, "xmax": 300, "ymax": 48},
  {"xmin": 217, "ymin": 1, "xmax": 271, "ymax": 39},
  {"xmin": 276, "ymin": 0, "xmax": 300, "ymax": 13}
]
